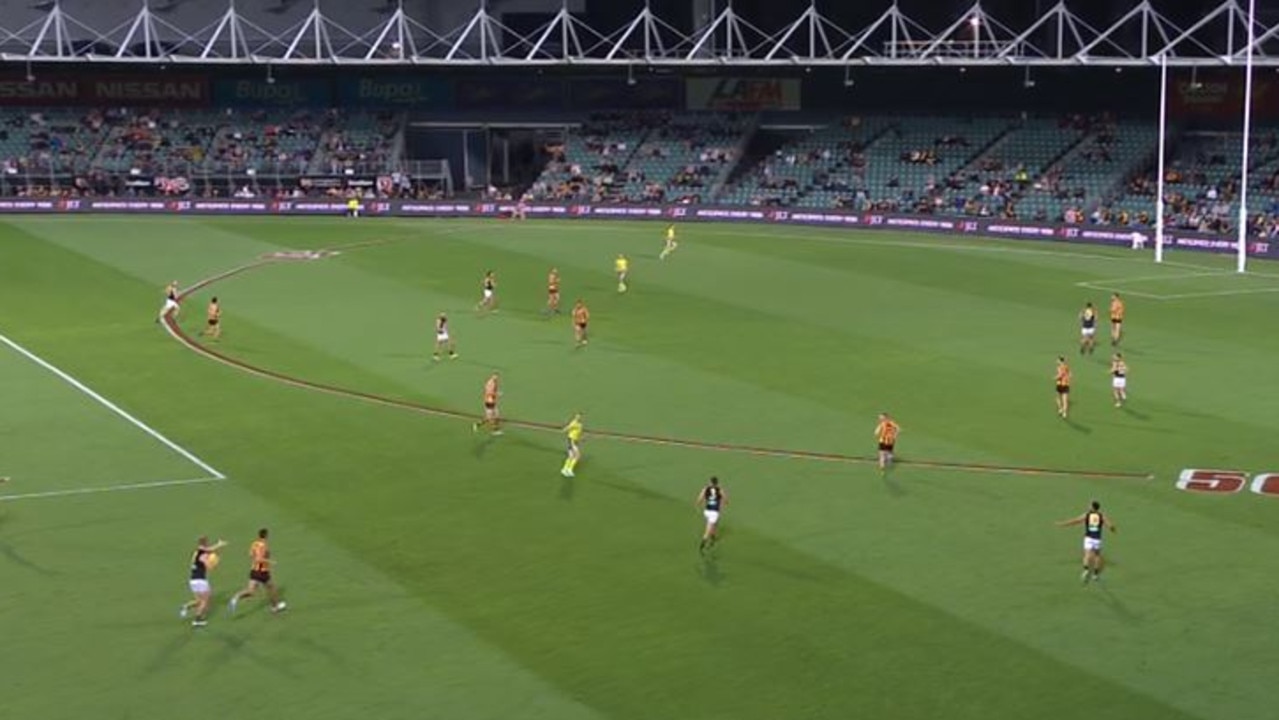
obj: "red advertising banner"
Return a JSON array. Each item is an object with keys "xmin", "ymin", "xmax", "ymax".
[
  {"xmin": 0, "ymin": 76, "xmax": 210, "ymax": 106},
  {"xmin": 685, "ymin": 78, "xmax": 801, "ymax": 111}
]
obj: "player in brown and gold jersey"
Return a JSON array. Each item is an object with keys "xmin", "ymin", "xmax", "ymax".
[
  {"xmin": 228, "ymin": 528, "xmax": 286, "ymax": 614},
  {"xmin": 874, "ymin": 413, "xmax": 901, "ymax": 472},
  {"xmin": 546, "ymin": 268, "xmax": 561, "ymax": 315},
  {"xmin": 201, "ymin": 297, "xmax": 222, "ymax": 340},
  {"xmin": 473, "ymin": 372, "xmax": 503, "ymax": 435},
  {"xmin": 1109, "ymin": 293, "xmax": 1125, "ymax": 347},
  {"xmin": 1055, "ymin": 356, "xmax": 1072, "ymax": 419},
  {"xmin": 572, "ymin": 299, "xmax": 590, "ymax": 347}
]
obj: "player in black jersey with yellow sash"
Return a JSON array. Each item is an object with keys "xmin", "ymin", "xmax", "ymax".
[
  {"xmin": 180, "ymin": 536, "xmax": 227, "ymax": 627},
  {"xmin": 1056, "ymin": 500, "xmax": 1116, "ymax": 584},
  {"xmin": 696, "ymin": 477, "xmax": 727, "ymax": 553},
  {"xmin": 1079, "ymin": 302, "xmax": 1098, "ymax": 355},
  {"xmin": 1110, "ymin": 353, "xmax": 1128, "ymax": 407}
]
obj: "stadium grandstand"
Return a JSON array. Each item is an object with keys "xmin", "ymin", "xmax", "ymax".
[{"xmin": 2, "ymin": 0, "xmax": 1279, "ymax": 239}]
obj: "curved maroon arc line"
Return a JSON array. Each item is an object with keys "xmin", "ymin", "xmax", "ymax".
[{"xmin": 165, "ymin": 253, "xmax": 1155, "ymax": 482}]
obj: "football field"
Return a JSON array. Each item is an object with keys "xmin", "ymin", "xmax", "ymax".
[{"xmin": 1, "ymin": 215, "xmax": 1277, "ymax": 720}]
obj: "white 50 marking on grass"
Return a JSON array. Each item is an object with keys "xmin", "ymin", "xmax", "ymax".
[{"xmin": 0, "ymin": 331, "xmax": 226, "ymax": 481}]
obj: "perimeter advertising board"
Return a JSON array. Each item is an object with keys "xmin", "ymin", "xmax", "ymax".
[
  {"xmin": 213, "ymin": 78, "xmax": 334, "ymax": 107},
  {"xmin": 685, "ymin": 78, "xmax": 801, "ymax": 111},
  {"xmin": 336, "ymin": 76, "xmax": 453, "ymax": 108},
  {"xmin": 0, "ymin": 199, "xmax": 1271, "ymax": 260},
  {"xmin": 0, "ymin": 76, "xmax": 210, "ymax": 106}
]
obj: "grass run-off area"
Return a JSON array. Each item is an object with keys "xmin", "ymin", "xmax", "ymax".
[{"xmin": 1, "ymin": 215, "xmax": 1277, "ymax": 720}]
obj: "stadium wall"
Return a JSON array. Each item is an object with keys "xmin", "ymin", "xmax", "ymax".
[{"xmin": 0, "ymin": 198, "xmax": 1272, "ymax": 259}]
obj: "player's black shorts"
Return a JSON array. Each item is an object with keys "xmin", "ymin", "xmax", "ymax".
[
  {"xmin": 878, "ymin": 442, "xmax": 894, "ymax": 452},
  {"xmin": 1056, "ymin": 384, "xmax": 1070, "ymax": 395},
  {"xmin": 484, "ymin": 401, "xmax": 496, "ymax": 411},
  {"xmin": 207, "ymin": 318, "xmax": 218, "ymax": 326},
  {"xmin": 250, "ymin": 570, "xmax": 272, "ymax": 584},
  {"xmin": 576, "ymin": 323, "xmax": 587, "ymax": 331}
]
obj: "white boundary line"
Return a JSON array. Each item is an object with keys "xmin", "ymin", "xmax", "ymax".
[
  {"xmin": 0, "ymin": 331, "xmax": 226, "ymax": 480},
  {"xmin": 1076, "ymin": 270, "xmax": 1279, "ymax": 300},
  {"xmin": 1075, "ymin": 284, "xmax": 1167, "ymax": 299},
  {"xmin": 1074, "ymin": 271, "xmax": 1233, "ymax": 286},
  {"xmin": 1159, "ymin": 286, "xmax": 1279, "ymax": 299},
  {"xmin": 0, "ymin": 476, "xmax": 222, "ymax": 502}
]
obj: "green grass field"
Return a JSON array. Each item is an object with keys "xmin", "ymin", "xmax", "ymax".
[{"xmin": 1, "ymin": 215, "xmax": 1277, "ymax": 720}]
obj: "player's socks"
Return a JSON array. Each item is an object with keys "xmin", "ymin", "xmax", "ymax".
[
  {"xmin": 179, "ymin": 605, "xmax": 189, "ymax": 619},
  {"xmin": 229, "ymin": 596, "xmax": 238, "ymax": 613}
]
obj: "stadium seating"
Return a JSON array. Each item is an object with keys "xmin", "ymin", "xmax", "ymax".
[
  {"xmin": 717, "ymin": 117, "xmax": 895, "ymax": 208},
  {"xmin": 91, "ymin": 109, "xmax": 224, "ymax": 176},
  {"xmin": 206, "ymin": 110, "xmax": 324, "ymax": 176},
  {"xmin": 0, "ymin": 109, "xmax": 109, "ymax": 177},
  {"xmin": 309, "ymin": 111, "xmax": 404, "ymax": 176},
  {"xmin": 526, "ymin": 112, "xmax": 652, "ymax": 202},
  {"xmin": 609, "ymin": 113, "xmax": 752, "ymax": 203},
  {"xmin": 528, "ymin": 112, "xmax": 752, "ymax": 204}
]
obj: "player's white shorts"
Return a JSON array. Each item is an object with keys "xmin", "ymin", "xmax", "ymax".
[
  {"xmin": 483, "ymin": 289, "xmax": 494, "ymax": 301},
  {"xmin": 436, "ymin": 331, "xmax": 449, "ymax": 343},
  {"xmin": 188, "ymin": 579, "xmax": 211, "ymax": 595},
  {"xmin": 1083, "ymin": 537, "xmax": 1102, "ymax": 553},
  {"xmin": 1112, "ymin": 376, "xmax": 1127, "ymax": 390},
  {"xmin": 703, "ymin": 510, "xmax": 720, "ymax": 526},
  {"xmin": 162, "ymin": 299, "xmax": 179, "ymax": 314},
  {"xmin": 1081, "ymin": 327, "xmax": 1096, "ymax": 337}
]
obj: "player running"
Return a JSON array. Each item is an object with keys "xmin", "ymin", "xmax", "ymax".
[
  {"xmin": 180, "ymin": 536, "xmax": 227, "ymax": 627},
  {"xmin": 1055, "ymin": 356, "xmax": 1072, "ymax": 419},
  {"xmin": 201, "ymin": 296, "xmax": 222, "ymax": 340},
  {"xmin": 615, "ymin": 254, "xmax": 629, "ymax": 293},
  {"xmin": 560, "ymin": 413, "xmax": 584, "ymax": 477},
  {"xmin": 1109, "ymin": 293, "xmax": 1125, "ymax": 347},
  {"xmin": 659, "ymin": 224, "xmax": 678, "ymax": 260},
  {"xmin": 874, "ymin": 413, "xmax": 901, "ymax": 473},
  {"xmin": 1079, "ymin": 302, "xmax": 1097, "ymax": 355},
  {"xmin": 572, "ymin": 299, "xmax": 590, "ymax": 347},
  {"xmin": 1056, "ymin": 500, "xmax": 1116, "ymax": 584},
  {"xmin": 473, "ymin": 372, "xmax": 503, "ymax": 435},
  {"xmin": 1110, "ymin": 353, "xmax": 1128, "ymax": 407},
  {"xmin": 476, "ymin": 271, "xmax": 498, "ymax": 312},
  {"xmin": 158, "ymin": 280, "xmax": 180, "ymax": 323},
  {"xmin": 433, "ymin": 313, "xmax": 458, "ymax": 361},
  {"xmin": 696, "ymin": 476, "xmax": 727, "ymax": 553},
  {"xmin": 546, "ymin": 268, "xmax": 561, "ymax": 315},
  {"xmin": 228, "ymin": 528, "xmax": 287, "ymax": 615}
]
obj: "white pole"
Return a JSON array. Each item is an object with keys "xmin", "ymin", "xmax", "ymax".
[
  {"xmin": 1155, "ymin": 52, "xmax": 1168, "ymax": 263},
  {"xmin": 1237, "ymin": 0, "xmax": 1256, "ymax": 274}
]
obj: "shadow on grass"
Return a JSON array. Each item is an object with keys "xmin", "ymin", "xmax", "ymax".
[
  {"xmin": 1120, "ymin": 405, "xmax": 1150, "ymax": 421},
  {"xmin": 0, "ymin": 540, "xmax": 57, "ymax": 576},
  {"xmin": 1065, "ymin": 418, "xmax": 1092, "ymax": 434}
]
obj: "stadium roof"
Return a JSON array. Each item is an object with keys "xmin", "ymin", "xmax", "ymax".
[{"xmin": 1, "ymin": 0, "xmax": 1277, "ymax": 67}]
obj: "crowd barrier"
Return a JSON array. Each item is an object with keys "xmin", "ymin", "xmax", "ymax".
[{"xmin": 1, "ymin": 198, "xmax": 1273, "ymax": 259}]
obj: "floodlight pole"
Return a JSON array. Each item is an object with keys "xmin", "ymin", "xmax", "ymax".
[
  {"xmin": 1236, "ymin": 0, "xmax": 1256, "ymax": 273},
  {"xmin": 1155, "ymin": 52, "xmax": 1168, "ymax": 263}
]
